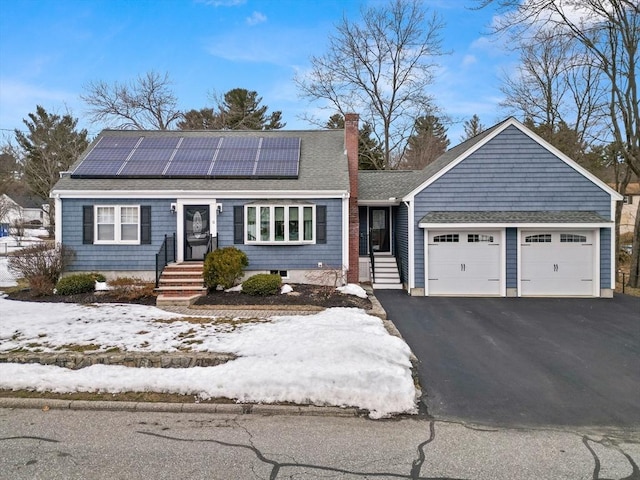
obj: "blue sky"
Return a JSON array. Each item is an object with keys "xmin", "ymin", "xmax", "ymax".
[{"xmin": 0, "ymin": 0, "xmax": 516, "ymax": 143}]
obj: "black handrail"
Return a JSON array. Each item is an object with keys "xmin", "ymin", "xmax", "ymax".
[
  {"xmin": 368, "ymin": 228, "xmax": 375, "ymax": 283},
  {"xmin": 155, "ymin": 232, "xmax": 176, "ymax": 287},
  {"xmin": 206, "ymin": 234, "xmax": 218, "ymax": 256}
]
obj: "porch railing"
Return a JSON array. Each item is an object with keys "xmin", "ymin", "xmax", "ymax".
[
  {"xmin": 368, "ymin": 228, "xmax": 375, "ymax": 283},
  {"xmin": 155, "ymin": 233, "xmax": 176, "ymax": 287},
  {"xmin": 206, "ymin": 234, "xmax": 218, "ymax": 257}
]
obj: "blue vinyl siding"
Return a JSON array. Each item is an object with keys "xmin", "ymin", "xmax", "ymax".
[
  {"xmin": 62, "ymin": 198, "xmax": 176, "ymax": 272},
  {"xmin": 506, "ymin": 228, "xmax": 517, "ymax": 288},
  {"xmin": 412, "ymin": 126, "xmax": 612, "ymax": 289},
  {"xmin": 394, "ymin": 204, "xmax": 409, "ymax": 284},
  {"xmin": 62, "ymin": 197, "xmax": 344, "ymax": 273}
]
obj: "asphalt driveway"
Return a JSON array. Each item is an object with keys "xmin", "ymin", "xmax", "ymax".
[{"xmin": 376, "ymin": 291, "xmax": 640, "ymax": 428}]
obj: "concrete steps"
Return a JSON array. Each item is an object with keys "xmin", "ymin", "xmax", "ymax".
[
  {"xmin": 371, "ymin": 255, "xmax": 403, "ymax": 290},
  {"xmin": 156, "ymin": 262, "xmax": 207, "ymax": 306}
]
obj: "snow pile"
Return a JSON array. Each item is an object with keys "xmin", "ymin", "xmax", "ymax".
[
  {"xmin": 281, "ymin": 284, "xmax": 294, "ymax": 294},
  {"xmin": 0, "ymin": 296, "xmax": 417, "ymax": 418},
  {"xmin": 337, "ymin": 283, "xmax": 368, "ymax": 298}
]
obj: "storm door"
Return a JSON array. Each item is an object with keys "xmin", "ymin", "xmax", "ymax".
[
  {"xmin": 369, "ymin": 207, "xmax": 390, "ymax": 253},
  {"xmin": 184, "ymin": 205, "xmax": 210, "ymax": 261}
]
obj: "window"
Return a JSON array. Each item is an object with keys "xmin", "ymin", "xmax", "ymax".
[
  {"xmin": 468, "ymin": 234, "xmax": 494, "ymax": 243},
  {"xmin": 245, "ymin": 204, "xmax": 315, "ymax": 244},
  {"xmin": 525, "ymin": 234, "xmax": 551, "ymax": 243},
  {"xmin": 433, "ymin": 234, "xmax": 459, "ymax": 243},
  {"xmin": 270, "ymin": 270, "xmax": 289, "ymax": 278},
  {"xmin": 561, "ymin": 234, "xmax": 587, "ymax": 243},
  {"xmin": 623, "ymin": 195, "xmax": 633, "ymax": 204},
  {"xmin": 95, "ymin": 205, "xmax": 140, "ymax": 244}
]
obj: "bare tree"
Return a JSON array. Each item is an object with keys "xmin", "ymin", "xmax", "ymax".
[
  {"xmin": 479, "ymin": 0, "xmax": 640, "ymax": 287},
  {"xmin": 82, "ymin": 71, "xmax": 182, "ymax": 130},
  {"xmin": 295, "ymin": 0, "xmax": 444, "ymax": 169}
]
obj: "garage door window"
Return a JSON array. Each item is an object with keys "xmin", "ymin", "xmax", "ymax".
[
  {"xmin": 560, "ymin": 234, "xmax": 587, "ymax": 243},
  {"xmin": 468, "ymin": 234, "xmax": 494, "ymax": 243},
  {"xmin": 525, "ymin": 234, "xmax": 551, "ymax": 243},
  {"xmin": 434, "ymin": 234, "xmax": 459, "ymax": 243}
]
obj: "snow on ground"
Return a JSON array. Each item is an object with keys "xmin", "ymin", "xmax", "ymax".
[
  {"xmin": 337, "ymin": 283, "xmax": 368, "ymax": 298},
  {"xmin": 0, "ymin": 229, "xmax": 47, "ymax": 287},
  {"xmin": 0, "ymin": 295, "xmax": 417, "ymax": 418}
]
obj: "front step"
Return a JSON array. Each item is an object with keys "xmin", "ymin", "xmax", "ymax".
[
  {"xmin": 156, "ymin": 262, "xmax": 207, "ymax": 306},
  {"xmin": 371, "ymin": 254, "xmax": 403, "ymax": 290}
]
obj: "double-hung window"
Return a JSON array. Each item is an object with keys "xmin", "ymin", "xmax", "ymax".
[
  {"xmin": 245, "ymin": 204, "xmax": 315, "ymax": 244},
  {"xmin": 95, "ymin": 205, "xmax": 140, "ymax": 244}
]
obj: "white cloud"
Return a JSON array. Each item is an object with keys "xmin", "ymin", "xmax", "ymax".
[
  {"xmin": 462, "ymin": 54, "xmax": 477, "ymax": 67},
  {"xmin": 196, "ymin": 0, "xmax": 246, "ymax": 6},
  {"xmin": 246, "ymin": 11, "xmax": 267, "ymax": 26}
]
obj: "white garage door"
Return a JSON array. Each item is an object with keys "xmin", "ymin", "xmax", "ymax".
[
  {"xmin": 427, "ymin": 231, "xmax": 502, "ymax": 295},
  {"xmin": 520, "ymin": 231, "xmax": 595, "ymax": 296}
]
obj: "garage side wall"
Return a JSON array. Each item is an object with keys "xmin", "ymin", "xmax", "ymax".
[
  {"xmin": 412, "ymin": 126, "xmax": 612, "ymax": 290},
  {"xmin": 506, "ymin": 228, "xmax": 518, "ymax": 295}
]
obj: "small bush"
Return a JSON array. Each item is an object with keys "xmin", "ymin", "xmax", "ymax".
[
  {"xmin": 242, "ymin": 273, "xmax": 281, "ymax": 296},
  {"xmin": 8, "ymin": 242, "xmax": 75, "ymax": 296},
  {"xmin": 108, "ymin": 277, "xmax": 156, "ymax": 302},
  {"xmin": 56, "ymin": 274, "xmax": 96, "ymax": 296},
  {"xmin": 203, "ymin": 247, "xmax": 249, "ymax": 290},
  {"xmin": 90, "ymin": 272, "xmax": 107, "ymax": 282}
]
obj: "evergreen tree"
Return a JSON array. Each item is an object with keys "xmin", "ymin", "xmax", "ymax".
[
  {"xmin": 326, "ymin": 114, "xmax": 384, "ymax": 170},
  {"xmin": 461, "ymin": 114, "xmax": 485, "ymax": 141},
  {"xmin": 403, "ymin": 115, "xmax": 450, "ymax": 169}
]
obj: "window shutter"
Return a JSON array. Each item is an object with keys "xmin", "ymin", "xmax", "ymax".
[
  {"xmin": 82, "ymin": 206, "xmax": 94, "ymax": 245},
  {"xmin": 234, "ymin": 206, "xmax": 244, "ymax": 244},
  {"xmin": 140, "ymin": 206, "xmax": 151, "ymax": 244},
  {"xmin": 316, "ymin": 205, "xmax": 327, "ymax": 244}
]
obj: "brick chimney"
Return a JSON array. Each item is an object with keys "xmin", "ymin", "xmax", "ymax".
[{"xmin": 344, "ymin": 113, "xmax": 359, "ymax": 284}]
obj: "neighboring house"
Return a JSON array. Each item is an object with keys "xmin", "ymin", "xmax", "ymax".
[
  {"xmin": 618, "ymin": 183, "xmax": 639, "ymax": 235},
  {"xmin": 52, "ymin": 116, "xmax": 622, "ymax": 299},
  {"xmin": 0, "ymin": 193, "xmax": 48, "ymax": 228}
]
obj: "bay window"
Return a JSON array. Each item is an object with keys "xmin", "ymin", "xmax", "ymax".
[{"xmin": 245, "ymin": 204, "xmax": 315, "ymax": 244}]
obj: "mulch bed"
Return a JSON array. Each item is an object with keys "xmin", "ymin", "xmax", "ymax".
[
  {"xmin": 4, "ymin": 284, "xmax": 372, "ymax": 310},
  {"xmin": 194, "ymin": 284, "xmax": 371, "ymax": 310}
]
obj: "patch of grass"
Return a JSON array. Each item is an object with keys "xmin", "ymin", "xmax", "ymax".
[
  {"xmin": 154, "ymin": 316, "xmax": 215, "ymax": 325},
  {"xmin": 0, "ymin": 389, "xmax": 235, "ymax": 404},
  {"xmin": 104, "ymin": 347, "xmax": 122, "ymax": 353},
  {"xmin": 55, "ymin": 343, "xmax": 101, "ymax": 352}
]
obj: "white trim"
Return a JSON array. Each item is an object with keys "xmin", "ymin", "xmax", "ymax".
[
  {"xmin": 176, "ymin": 199, "xmax": 218, "ymax": 263},
  {"xmin": 423, "ymin": 227, "xmax": 428, "ymax": 296},
  {"xmin": 595, "ymin": 229, "xmax": 601, "ymax": 297},
  {"xmin": 609, "ymin": 225, "xmax": 616, "ymax": 290},
  {"xmin": 94, "ymin": 205, "xmax": 141, "ymax": 245},
  {"xmin": 342, "ymin": 195, "xmax": 349, "ymax": 278},
  {"xmin": 244, "ymin": 204, "xmax": 316, "ymax": 244},
  {"xmin": 54, "ymin": 196, "xmax": 62, "ymax": 243},
  {"xmin": 419, "ymin": 221, "xmax": 612, "ymax": 229},
  {"xmin": 407, "ymin": 201, "xmax": 415, "ymax": 292},
  {"xmin": 403, "ymin": 117, "xmax": 623, "ymax": 203},
  {"xmin": 52, "ymin": 189, "xmax": 348, "ymax": 200}
]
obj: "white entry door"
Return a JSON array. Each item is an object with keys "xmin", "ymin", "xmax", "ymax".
[
  {"xmin": 520, "ymin": 231, "xmax": 595, "ymax": 296},
  {"xmin": 427, "ymin": 231, "xmax": 502, "ymax": 296}
]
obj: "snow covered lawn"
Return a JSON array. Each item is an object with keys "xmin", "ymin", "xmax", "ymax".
[{"xmin": 0, "ymin": 295, "xmax": 418, "ymax": 418}]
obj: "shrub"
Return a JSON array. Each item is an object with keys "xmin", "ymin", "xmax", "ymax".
[
  {"xmin": 8, "ymin": 242, "xmax": 75, "ymax": 296},
  {"xmin": 242, "ymin": 273, "xmax": 281, "ymax": 296},
  {"xmin": 56, "ymin": 273, "xmax": 96, "ymax": 296},
  {"xmin": 203, "ymin": 247, "xmax": 248, "ymax": 290},
  {"xmin": 90, "ymin": 272, "xmax": 107, "ymax": 282},
  {"xmin": 108, "ymin": 277, "xmax": 156, "ymax": 302}
]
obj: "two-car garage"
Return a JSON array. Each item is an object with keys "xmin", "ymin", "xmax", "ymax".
[{"xmin": 424, "ymin": 228, "xmax": 598, "ymax": 297}]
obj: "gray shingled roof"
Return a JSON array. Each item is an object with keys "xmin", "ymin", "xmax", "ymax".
[
  {"xmin": 357, "ymin": 119, "xmax": 511, "ymax": 201},
  {"xmin": 53, "ymin": 129, "xmax": 349, "ymax": 193},
  {"xmin": 419, "ymin": 211, "xmax": 611, "ymax": 225}
]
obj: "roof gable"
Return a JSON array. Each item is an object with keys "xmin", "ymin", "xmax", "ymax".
[{"xmin": 404, "ymin": 117, "xmax": 622, "ymax": 201}]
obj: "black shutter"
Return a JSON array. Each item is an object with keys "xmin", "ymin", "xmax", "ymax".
[
  {"xmin": 140, "ymin": 206, "xmax": 151, "ymax": 244},
  {"xmin": 316, "ymin": 205, "xmax": 327, "ymax": 244},
  {"xmin": 82, "ymin": 206, "xmax": 93, "ymax": 245},
  {"xmin": 234, "ymin": 206, "xmax": 244, "ymax": 244}
]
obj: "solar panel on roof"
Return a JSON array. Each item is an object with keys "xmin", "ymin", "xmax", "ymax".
[{"xmin": 71, "ymin": 134, "xmax": 301, "ymax": 179}]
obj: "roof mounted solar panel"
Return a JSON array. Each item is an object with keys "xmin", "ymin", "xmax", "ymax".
[{"xmin": 71, "ymin": 133, "xmax": 301, "ymax": 179}]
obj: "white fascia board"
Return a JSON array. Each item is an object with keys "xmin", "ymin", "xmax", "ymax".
[
  {"xmin": 402, "ymin": 117, "xmax": 624, "ymax": 203},
  {"xmin": 418, "ymin": 222, "xmax": 613, "ymax": 229},
  {"xmin": 52, "ymin": 190, "xmax": 348, "ymax": 199}
]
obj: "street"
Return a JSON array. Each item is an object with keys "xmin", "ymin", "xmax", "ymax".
[{"xmin": 1, "ymin": 408, "xmax": 638, "ymax": 480}]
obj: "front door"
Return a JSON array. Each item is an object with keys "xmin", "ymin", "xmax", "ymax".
[
  {"xmin": 184, "ymin": 205, "xmax": 210, "ymax": 261},
  {"xmin": 369, "ymin": 207, "xmax": 390, "ymax": 253}
]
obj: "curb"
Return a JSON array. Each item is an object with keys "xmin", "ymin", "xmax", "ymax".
[{"xmin": 0, "ymin": 397, "xmax": 365, "ymax": 417}]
